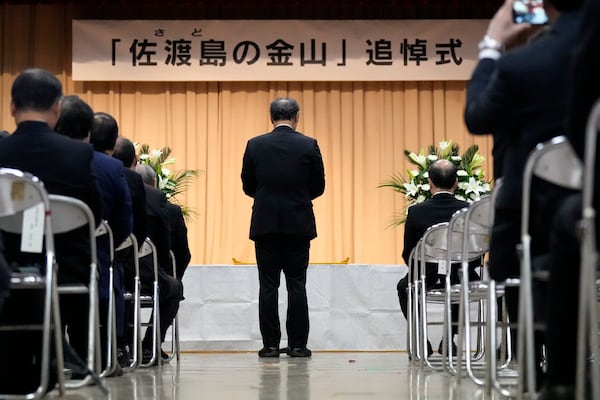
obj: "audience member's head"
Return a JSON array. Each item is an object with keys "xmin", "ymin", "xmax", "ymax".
[
  {"xmin": 55, "ymin": 95, "xmax": 94, "ymax": 141},
  {"xmin": 113, "ymin": 137, "xmax": 137, "ymax": 168},
  {"xmin": 428, "ymin": 159, "xmax": 458, "ymax": 192},
  {"xmin": 135, "ymin": 164, "xmax": 157, "ymax": 187},
  {"xmin": 10, "ymin": 68, "xmax": 63, "ymax": 128},
  {"xmin": 90, "ymin": 112, "xmax": 119, "ymax": 154},
  {"xmin": 270, "ymin": 98, "xmax": 300, "ymax": 123}
]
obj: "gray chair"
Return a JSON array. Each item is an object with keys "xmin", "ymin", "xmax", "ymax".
[
  {"xmin": 576, "ymin": 99, "xmax": 600, "ymax": 400},
  {"xmin": 138, "ymin": 237, "xmax": 161, "ymax": 368},
  {"xmin": 117, "ymin": 233, "xmax": 142, "ymax": 372},
  {"xmin": 519, "ymin": 135, "xmax": 583, "ymax": 396},
  {"xmin": 163, "ymin": 249, "xmax": 180, "ymax": 363},
  {"xmin": 0, "ymin": 168, "xmax": 66, "ymax": 399},
  {"xmin": 95, "ymin": 220, "xmax": 119, "ymax": 378},
  {"xmin": 49, "ymin": 194, "xmax": 101, "ymax": 389}
]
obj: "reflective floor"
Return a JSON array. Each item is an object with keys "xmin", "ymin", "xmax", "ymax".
[{"xmin": 46, "ymin": 352, "xmax": 510, "ymax": 400}]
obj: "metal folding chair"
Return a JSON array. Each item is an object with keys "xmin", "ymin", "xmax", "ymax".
[
  {"xmin": 49, "ymin": 194, "xmax": 101, "ymax": 388},
  {"xmin": 95, "ymin": 220, "xmax": 118, "ymax": 378},
  {"xmin": 576, "ymin": 99, "xmax": 600, "ymax": 400},
  {"xmin": 452, "ymin": 194, "xmax": 513, "ymax": 387},
  {"xmin": 163, "ymin": 249, "xmax": 180, "ymax": 363},
  {"xmin": 138, "ymin": 237, "xmax": 161, "ymax": 368},
  {"xmin": 519, "ymin": 135, "xmax": 583, "ymax": 396},
  {"xmin": 116, "ymin": 233, "xmax": 142, "ymax": 372},
  {"xmin": 0, "ymin": 168, "xmax": 65, "ymax": 399}
]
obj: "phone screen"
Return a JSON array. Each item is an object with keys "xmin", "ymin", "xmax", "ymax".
[{"xmin": 512, "ymin": 0, "xmax": 548, "ymax": 24}]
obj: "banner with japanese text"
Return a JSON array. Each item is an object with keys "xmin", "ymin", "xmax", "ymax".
[{"xmin": 72, "ymin": 19, "xmax": 488, "ymax": 81}]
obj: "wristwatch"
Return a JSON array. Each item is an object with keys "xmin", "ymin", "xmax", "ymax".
[{"xmin": 478, "ymin": 35, "xmax": 503, "ymax": 51}]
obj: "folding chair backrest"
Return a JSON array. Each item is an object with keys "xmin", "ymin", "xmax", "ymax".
[
  {"xmin": 421, "ymin": 222, "xmax": 450, "ymax": 262},
  {"xmin": 0, "ymin": 168, "xmax": 52, "ymax": 239},
  {"xmin": 0, "ymin": 168, "xmax": 64, "ymax": 398},
  {"xmin": 522, "ymin": 136, "xmax": 583, "ymax": 235}
]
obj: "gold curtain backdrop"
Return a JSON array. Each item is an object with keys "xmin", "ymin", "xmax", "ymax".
[{"xmin": 0, "ymin": 4, "xmax": 493, "ymax": 265}]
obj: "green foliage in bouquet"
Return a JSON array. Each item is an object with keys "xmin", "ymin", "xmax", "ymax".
[
  {"xmin": 379, "ymin": 140, "xmax": 492, "ymax": 225},
  {"xmin": 137, "ymin": 143, "xmax": 198, "ymax": 217}
]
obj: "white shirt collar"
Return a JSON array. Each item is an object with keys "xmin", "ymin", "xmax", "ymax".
[
  {"xmin": 275, "ymin": 123, "xmax": 293, "ymax": 129},
  {"xmin": 432, "ymin": 190, "xmax": 454, "ymax": 196}
]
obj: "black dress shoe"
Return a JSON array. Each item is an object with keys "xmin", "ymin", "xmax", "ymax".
[
  {"xmin": 142, "ymin": 348, "xmax": 159, "ymax": 366},
  {"xmin": 537, "ymin": 384, "xmax": 575, "ymax": 400},
  {"xmin": 161, "ymin": 349, "xmax": 170, "ymax": 361},
  {"xmin": 438, "ymin": 339, "xmax": 457, "ymax": 356},
  {"xmin": 117, "ymin": 347, "xmax": 130, "ymax": 368},
  {"xmin": 258, "ymin": 347, "xmax": 280, "ymax": 357},
  {"xmin": 288, "ymin": 347, "xmax": 312, "ymax": 357},
  {"xmin": 427, "ymin": 340, "xmax": 433, "ymax": 357}
]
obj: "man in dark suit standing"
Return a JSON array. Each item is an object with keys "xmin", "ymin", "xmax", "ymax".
[
  {"xmin": 241, "ymin": 97, "xmax": 325, "ymax": 358},
  {"xmin": 0, "ymin": 68, "xmax": 103, "ymax": 389},
  {"xmin": 396, "ymin": 159, "xmax": 478, "ymax": 356}
]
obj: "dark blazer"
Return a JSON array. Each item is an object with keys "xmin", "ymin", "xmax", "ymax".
[
  {"xmin": 402, "ymin": 193, "xmax": 469, "ymax": 265},
  {"xmin": 567, "ymin": 0, "xmax": 600, "ymax": 244},
  {"xmin": 241, "ymin": 125, "xmax": 325, "ymax": 240},
  {"xmin": 121, "ymin": 167, "xmax": 148, "ymax": 247},
  {"xmin": 142, "ymin": 184, "xmax": 171, "ymax": 273},
  {"xmin": 93, "ymin": 151, "xmax": 133, "ymax": 299},
  {"xmin": 465, "ymin": 11, "xmax": 582, "ymax": 210},
  {"xmin": 0, "ymin": 232, "xmax": 9, "ymax": 311},
  {"xmin": 0, "ymin": 121, "xmax": 103, "ymax": 284},
  {"xmin": 165, "ymin": 202, "xmax": 191, "ymax": 280}
]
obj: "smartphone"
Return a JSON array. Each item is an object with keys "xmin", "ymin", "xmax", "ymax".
[{"xmin": 512, "ymin": 0, "xmax": 548, "ymax": 25}]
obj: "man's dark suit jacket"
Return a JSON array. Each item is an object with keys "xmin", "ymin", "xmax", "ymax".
[
  {"xmin": 0, "ymin": 233, "xmax": 9, "ymax": 312},
  {"xmin": 465, "ymin": 11, "xmax": 582, "ymax": 211},
  {"xmin": 141, "ymin": 184, "xmax": 171, "ymax": 276},
  {"xmin": 93, "ymin": 151, "xmax": 133, "ymax": 299},
  {"xmin": 402, "ymin": 192, "xmax": 469, "ymax": 269},
  {"xmin": 120, "ymin": 167, "xmax": 148, "ymax": 248},
  {"xmin": 241, "ymin": 125, "xmax": 325, "ymax": 240},
  {"xmin": 0, "ymin": 121, "xmax": 103, "ymax": 284},
  {"xmin": 165, "ymin": 202, "xmax": 191, "ymax": 280}
]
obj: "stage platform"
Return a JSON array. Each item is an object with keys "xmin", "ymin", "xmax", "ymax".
[{"xmin": 175, "ymin": 263, "xmax": 420, "ymax": 351}]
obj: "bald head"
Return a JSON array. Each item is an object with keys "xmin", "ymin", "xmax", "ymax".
[{"xmin": 428, "ymin": 159, "xmax": 458, "ymax": 192}]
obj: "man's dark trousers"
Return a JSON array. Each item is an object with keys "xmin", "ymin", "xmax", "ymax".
[{"xmin": 255, "ymin": 234, "xmax": 310, "ymax": 349}]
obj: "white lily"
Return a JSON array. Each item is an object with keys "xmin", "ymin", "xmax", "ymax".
[
  {"xmin": 408, "ymin": 152, "xmax": 427, "ymax": 168},
  {"xmin": 403, "ymin": 181, "xmax": 419, "ymax": 197},
  {"xmin": 457, "ymin": 169, "xmax": 468, "ymax": 176},
  {"xmin": 150, "ymin": 149, "xmax": 163, "ymax": 163}
]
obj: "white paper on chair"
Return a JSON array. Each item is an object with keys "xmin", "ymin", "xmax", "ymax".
[
  {"xmin": 20, "ymin": 203, "xmax": 44, "ymax": 253},
  {"xmin": 437, "ymin": 260, "xmax": 447, "ymax": 275}
]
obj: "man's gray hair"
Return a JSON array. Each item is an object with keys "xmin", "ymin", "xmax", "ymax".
[
  {"xmin": 136, "ymin": 164, "xmax": 157, "ymax": 186},
  {"xmin": 270, "ymin": 97, "xmax": 300, "ymax": 122}
]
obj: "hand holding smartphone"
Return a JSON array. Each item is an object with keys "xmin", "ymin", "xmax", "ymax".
[{"xmin": 512, "ymin": 0, "xmax": 549, "ymax": 25}]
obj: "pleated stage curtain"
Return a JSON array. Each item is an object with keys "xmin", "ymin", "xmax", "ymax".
[{"xmin": 0, "ymin": 4, "xmax": 493, "ymax": 265}]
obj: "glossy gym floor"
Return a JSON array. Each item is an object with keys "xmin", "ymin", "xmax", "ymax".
[{"xmin": 46, "ymin": 351, "xmax": 510, "ymax": 400}]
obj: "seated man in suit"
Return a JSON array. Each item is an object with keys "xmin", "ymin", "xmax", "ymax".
[
  {"xmin": 56, "ymin": 101, "xmax": 134, "ymax": 373},
  {"xmin": 0, "ymin": 68, "xmax": 103, "ymax": 392},
  {"xmin": 165, "ymin": 201, "xmax": 191, "ymax": 282},
  {"xmin": 135, "ymin": 163, "xmax": 183, "ymax": 364},
  {"xmin": 396, "ymin": 159, "xmax": 480, "ymax": 356}
]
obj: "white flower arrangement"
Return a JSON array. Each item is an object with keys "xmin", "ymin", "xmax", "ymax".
[
  {"xmin": 380, "ymin": 139, "xmax": 492, "ymax": 225},
  {"xmin": 136, "ymin": 143, "xmax": 198, "ymax": 217}
]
